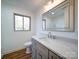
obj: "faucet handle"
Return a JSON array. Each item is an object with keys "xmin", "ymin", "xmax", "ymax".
[
  {"xmin": 53, "ymin": 35, "xmax": 56, "ymax": 39},
  {"xmin": 48, "ymin": 32, "xmax": 51, "ymax": 38}
]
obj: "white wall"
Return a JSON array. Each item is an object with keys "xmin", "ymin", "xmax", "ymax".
[
  {"xmin": 1, "ymin": 1, "xmax": 36, "ymax": 55},
  {"xmin": 35, "ymin": 0, "xmax": 78, "ymax": 40}
]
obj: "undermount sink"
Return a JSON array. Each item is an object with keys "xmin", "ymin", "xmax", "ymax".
[
  {"xmin": 38, "ymin": 37, "xmax": 47, "ymax": 39},
  {"xmin": 38, "ymin": 37, "xmax": 55, "ymax": 43},
  {"xmin": 34, "ymin": 35, "xmax": 56, "ymax": 43},
  {"xmin": 35, "ymin": 35, "xmax": 48, "ymax": 39},
  {"xmin": 38, "ymin": 36, "xmax": 55, "ymax": 40}
]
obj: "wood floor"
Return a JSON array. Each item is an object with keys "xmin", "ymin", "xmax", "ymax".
[{"xmin": 2, "ymin": 48, "xmax": 32, "ymax": 59}]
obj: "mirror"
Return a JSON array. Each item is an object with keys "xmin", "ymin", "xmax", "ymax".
[{"xmin": 42, "ymin": 0, "xmax": 74, "ymax": 31}]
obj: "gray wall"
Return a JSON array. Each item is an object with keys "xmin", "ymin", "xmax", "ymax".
[{"xmin": 1, "ymin": 1, "xmax": 36, "ymax": 55}]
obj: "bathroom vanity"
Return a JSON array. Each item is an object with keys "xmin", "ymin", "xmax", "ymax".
[
  {"xmin": 31, "ymin": 0, "xmax": 77, "ymax": 59},
  {"xmin": 32, "ymin": 36, "xmax": 78, "ymax": 59}
]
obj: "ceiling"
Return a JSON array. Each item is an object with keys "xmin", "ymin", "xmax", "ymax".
[{"xmin": 2, "ymin": 0, "xmax": 49, "ymax": 12}]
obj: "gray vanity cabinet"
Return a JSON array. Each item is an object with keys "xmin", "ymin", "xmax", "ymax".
[{"xmin": 32, "ymin": 39, "xmax": 65, "ymax": 59}]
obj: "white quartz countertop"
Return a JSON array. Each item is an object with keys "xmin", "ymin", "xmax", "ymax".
[{"xmin": 32, "ymin": 36, "xmax": 78, "ymax": 59}]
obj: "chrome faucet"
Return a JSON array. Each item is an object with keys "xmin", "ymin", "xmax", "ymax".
[
  {"xmin": 48, "ymin": 32, "xmax": 56, "ymax": 39},
  {"xmin": 48, "ymin": 32, "xmax": 52, "ymax": 39}
]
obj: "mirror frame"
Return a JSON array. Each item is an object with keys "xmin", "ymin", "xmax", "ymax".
[{"xmin": 42, "ymin": 0, "xmax": 74, "ymax": 32}]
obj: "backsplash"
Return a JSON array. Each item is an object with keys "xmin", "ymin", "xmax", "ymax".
[{"xmin": 40, "ymin": 31, "xmax": 78, "ymax": 40}]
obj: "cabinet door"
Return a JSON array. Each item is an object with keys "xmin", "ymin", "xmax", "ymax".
[
  {"xmin": 37, "ymin": 50, "xmax": 47, "ymax": 59},
  {"xmin": 36, "ymin": 42, "xmax": 48, "ymax": 59},
  {"xmin": 49, "ymin": 51, "xmax": 64, "ymax": 59},
  {"xmin": 37, "ymin": 53, "xmax": 42, "ymax": 59}
]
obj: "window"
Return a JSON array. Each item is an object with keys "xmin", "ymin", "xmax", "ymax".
[
  {"xmin": 42, "ymin": 19, "xmax": 46, "ymax": 30},
  {"xmin": 14, "ymin": 13, "xmax": 31, "ymax": 31}
]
